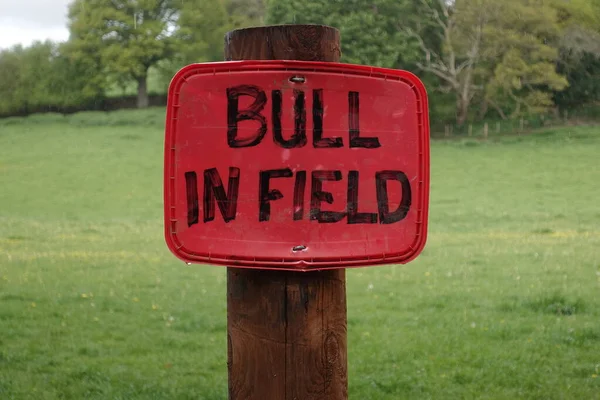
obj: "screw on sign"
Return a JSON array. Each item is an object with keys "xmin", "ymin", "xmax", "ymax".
[
  {"xmin": 164, "ymin": 61, "xmax": 430, "ymax": 270},
  {"xmin": 163, "ymin": 25, "xmax": 430, "ymax": 400}
]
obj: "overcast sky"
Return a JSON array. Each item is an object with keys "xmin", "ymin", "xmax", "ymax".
[{"xmin": 0, "ymin": 0, "xmax": 71, "ymax": 49}]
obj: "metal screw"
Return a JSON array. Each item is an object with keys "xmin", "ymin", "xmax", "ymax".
[{"xmin": 289, "ymin": 76, "xmax": 306, "ymax": 83}]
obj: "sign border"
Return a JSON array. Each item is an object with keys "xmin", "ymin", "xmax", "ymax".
[{"xmin": 164, "ymin": 60, "xmax": 430, "ymax": 271}]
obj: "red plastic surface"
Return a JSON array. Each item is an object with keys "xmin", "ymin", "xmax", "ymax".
[{"xmin": 164, "ymin": 60, "xmax": 430, "ymax": 271}]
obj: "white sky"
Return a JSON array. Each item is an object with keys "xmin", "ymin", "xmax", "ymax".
[{"xmin": 0, "ymin": 0, "xmax": 71, "ymax": 50}]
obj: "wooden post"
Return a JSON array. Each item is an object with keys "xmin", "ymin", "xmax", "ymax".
[
  {"xmin": 468, "ymin": 124, "xmax": 473, "ymax": 137},
  {"xmin": 224, "ymin": 25, "xmax": 348, "ymax": 400},
  {"xmin": 519, "ymin": 117, "xmax": 525, "ymax": 132},
  {"xmin": 483, "ymin": 122, "xmax": 489, "ymax": 139}
]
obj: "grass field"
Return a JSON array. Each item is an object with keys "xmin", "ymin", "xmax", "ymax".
[{"xmin": 1, "ymin": 109, "xmax": 599, "ymax": 399}]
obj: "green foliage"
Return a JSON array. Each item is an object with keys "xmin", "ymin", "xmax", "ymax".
[
  {"xmin": 555, "ymin": 53, "xmax": 600, "ymax": 108},
  {"xmin": 550, "ymin": 0, "xmax": 600, "ymax": 108},
  {"xmin": 0, "ymin": 46, "xmax": 26, "ymax": 115},
  {"xmin": 155, "ymin": 0, "xmax": 266, "ymax": 90},
  {"xmin": 0, "ymin": 41, "xmax": 103, "ymax": 116},
  {"xmin": 226, "ymin": 0, "xmax": 266, "ymax": 27},
  {"xmin": 482, "ymin": 0, "xmax": 568, "ymax": 117},
  {"xmin": 67, "ymin": 0, "xmax": 179, "ymax": 107},
  {"xmin": 551, "ymin": 0, "xmax": 600, "ymax": 34},
  {"xmin": 266, "ymin": 0, "xmax": 419, "ymax": 68},
  {"xmin": 409, "ymin": 0, "xmax": 570, "ymax": 123},
  {"xmin": 56, "ymin": 42, "xmax": 107, "ymax": 105},
  {"xmin": 175, "ymin": 0, "xmax": 230, "ymax": 64},
  {"xmin": 104, "ymin": 66, "xmax": 166, "ymax": 97}
]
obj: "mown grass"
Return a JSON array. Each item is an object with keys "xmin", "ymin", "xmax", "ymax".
[{"xmin": 1, "ymin": 109, "xmax": 599, "ymax": 399}]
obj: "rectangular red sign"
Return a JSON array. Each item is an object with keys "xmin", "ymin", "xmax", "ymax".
[{"xmin": 164, "ymin": 60, "xmax": 430, "ymax": 271}]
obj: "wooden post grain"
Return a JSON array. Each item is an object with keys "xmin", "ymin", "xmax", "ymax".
[{"xmin": 224, "ymin": 25, "xmax": 348, "ymax": 400}]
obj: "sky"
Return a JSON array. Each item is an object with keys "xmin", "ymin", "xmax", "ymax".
[{"xmin": 0, "ymin": 0, "xmax": 71, "ymax": 50}]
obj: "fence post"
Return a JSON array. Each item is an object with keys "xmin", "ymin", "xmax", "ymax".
[
  {"xmin": 224, "ymin": 25, "xmax": 348, "ymax": 400},
  {"xmin": 483, "ymin": 122, "xmax": 489, "ymax": 139},
  {"xmin": 520, "ymin": 118, "xmax": 524, "ymax": 133}
]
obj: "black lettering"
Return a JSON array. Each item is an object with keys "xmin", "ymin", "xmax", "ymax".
[
  {"xmin": 272, "ymin": 90, "xmax": 283, "ymax": 147},
  {"xmin": 227, "ymin": 85, "xmax": 267, "ymax": 148},
  {"xmin": 310, "ymin": 170, "xmax": 346, "ymax": 223},
  {"xmin": 376, "ymin": 170, "xmax": 411, "ymax": 224},
  {"xmin": 203, "ymin": 167, "xmax": 240, "ymax": 223},
  {"xmin": 347, "ymin": 171, "xmax": 377, "ymax": 224},
  {"xmin": 313, "ymin": 89, "xmax": 343, "ymax": 148},
  {"xmin": 185, "ymin": 171, "xmax": 199, "ymax": 227},
  {"xmin": 272, "ymin": 90, "xmax": 307, "ymax": 148},
  {"xmin": 349, "ymin": 91, "xmax": 381, "ymax": 149},
  {"xmin": 293, "ymin": 171, "xmax": 306, "ymax": 221},
  {"xmin": 293, "ymin": 90, "xmax": 307, "ymax": 147},
  {"xmin": 259, "ymin": 169, "xmax": 294, "ymax": 222}
]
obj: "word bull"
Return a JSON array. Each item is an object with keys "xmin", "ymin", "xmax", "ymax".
[{"xmin": 227, "ymin": 85, "xmax": 381, "ymax": 149}]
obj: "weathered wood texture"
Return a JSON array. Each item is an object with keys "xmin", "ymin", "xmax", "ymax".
[
  {"xmin": 225, "ymin": 25, "xmax": 348, "ymax": 400},
  {"xmin": 227, "ymin": 270, "xmax": 347, "ymax": 400},
  {"xmin": 224, "ymin": 25, "xmax": 341, "ymax": 62}
]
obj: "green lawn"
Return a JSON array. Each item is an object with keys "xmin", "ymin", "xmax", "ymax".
[{"xmin": 1, "ymin": 110, "xmax": 599, "ymax": 399}]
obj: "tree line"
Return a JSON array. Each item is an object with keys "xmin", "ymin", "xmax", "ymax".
[{"xmin": 1, "ymin": 0, "xmax": 599, "ymax": 125}]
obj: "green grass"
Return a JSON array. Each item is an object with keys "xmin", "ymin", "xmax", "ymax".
[{"xmin": 1, "ymin": 109, "xmax": 600, "ymax": 399}]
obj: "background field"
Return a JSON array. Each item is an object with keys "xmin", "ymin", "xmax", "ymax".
[{"xmin": 1, "ymin": 109, "xmax": 599, "ymax": 399}]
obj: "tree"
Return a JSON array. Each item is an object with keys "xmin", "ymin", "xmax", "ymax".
[
  {"xmin": 405, "ymin": 0, "xmax": 487, "ymax": 125},
  {"xmin": 482, "ymin": 1, "xmax": 568, "ymax": 118},
  {"xmin": 0, "ymin": 46, "xmax": 27, "ymax": 115},
  {"xmin": 554, "ymin": 53, "xmax": 600, "ymax": 109},
  {"xmin": 0, "ymin": 40, "xmax": 105, "ymax": 116},
  {"xmin": 59, "ymin": 39, "xmax": 107, "ymax": 106},
  {"xmin": 67, "ymin": 0, "xmax": 178, "ymax": 108},
  {"xmin": 266, "ymin": 0, "xmax": 419, "ymax": 68},
  {"xmin": 551, "ymin": 0, "xmax": 600, "ymax": 108},
  {"xmin": 226, "ymin": 0, "xmax": 266, "ymax": 27},
  {"xmin": 407, "ymin": 0, "xmax": 568, "ymax": 124},
  {"xmin": 157, "ymin": 0, "xmax": 266, "ymax": 89},
  {"xmin": 175, "ymin": 0, "xmax": 231, "ymax": 64}
]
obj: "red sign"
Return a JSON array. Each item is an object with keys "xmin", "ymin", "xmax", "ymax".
[{"xmin": 164, "ymin": 61, "xmax": 430, "ymax": 271}]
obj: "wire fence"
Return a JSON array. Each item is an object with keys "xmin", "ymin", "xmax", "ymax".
[{"xmin": 429, "ymin": 104, "xmax": 600, "ymax": 139}]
